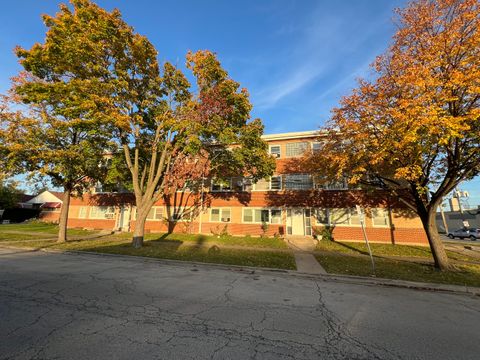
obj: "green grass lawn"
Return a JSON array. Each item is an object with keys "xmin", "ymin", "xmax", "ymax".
[
  {"xmin": 0, "ymin": 222, "xmax": 294, "ymax": 269},
  {"xmin": 315, "ymin": 239, "xmax": 480, "ymax": 263},
  {"xmin": 6, "ymin": 237, "xmax": 296, "ymax": 270},
  {"xmin": 0, "ymin": 222, "xmax": 97, "ymax": 239},
  {"xmin": 315, "ymin": 251, "xmax": 480, "ymax": 288},
  {"xmin": 102, "ymin": 231, "xmax": 289, "ymax": 249}
]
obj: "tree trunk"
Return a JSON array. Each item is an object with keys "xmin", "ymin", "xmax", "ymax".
[
  {"xmin": 132, "ymin": 211, "xmax": 147, "ymax": 248},
  {"xmin": 57, "ymin": 188, "xmax": 71, "ymax": 243},
  {"xmin": 419, "ymin": 208, "xmax": 450, "ymax": 270}
]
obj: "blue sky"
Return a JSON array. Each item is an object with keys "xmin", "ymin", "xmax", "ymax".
[{"xmin": 0, "ymin": 0, "xmax": 478, "ymax": 205}]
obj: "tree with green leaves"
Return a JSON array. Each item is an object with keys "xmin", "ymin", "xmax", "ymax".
[
  {"xmin": 2, "ymin": 0, "xmax": 116, "ymax": 242},
  {"xmin": 0, "ymin": 180, "xmax": 22, "ymax": 210},
  {"xmin": 6, "ymin": 0, "xmax": 275, "ymax": 248},
  {"xmin": 114, "ymin": 49, "xmax": 275, "ymax": 248}
]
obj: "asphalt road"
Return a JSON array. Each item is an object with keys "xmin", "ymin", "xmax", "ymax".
[{"xmin": 0, "ymin": 248, "xmax": 479, "ymax": 360}]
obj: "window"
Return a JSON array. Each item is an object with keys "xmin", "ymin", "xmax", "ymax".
[
  {"xmin": 90, "ymin": 206, "xmax": 115, "ymax": 219},
  {"xmin": 329, "ymin": 208, "xmax": 350, "ymax": 225},
  {"xmin": 243, "ymin": 208, "xmax": 282, "ymax": 224},
  {"xmin": 329, "ymin": 208, "xmax": 362, "ymax": 226},
  {"xmin": 350, "ymin": 209, "xmax": 361, "ymax": 225},
  {"xmin": 210, "ymin": 208, "xmax": 231, "ymax": 222},
  {"xmin": 211, "ymin": 178, "xmax": 232, "ymax": 192},
  {"xmin": 314, "ymin": 208, "xmax": 329, "ymax": 225},
  {"xmin": 78, "ymin": 207, "xmax": 87, "ymax": 219},
  {"xmin": 312, "ymin": 142, "xmax": 322, "ymax": 152},
  {"xmin": 285, "ymin": 174, "xmax": 313, "ymax": 190},
  {"xmin": 270, "ymin": 176, "xmax": 282, "ymax": 190},
  {"xmin": 253, "ymin": 178, "xmax": 270, "ymax": 191},
  {"xmin": 269, "ymin": 145, "xmax": 281, "ymax": 158},
  {"xmin": 286, "ymin": 142, "xmax": 308, "ymax": 157},
  {"xmin": 322, "ymin": 179, "xmax": 348, "ymax": 190},
  {"xmin": 271, "ymin": 209, "xmax": 282, "ymax": 224},
  {"xmin": 372, "ymin": 208, "xmax": 389, "ymax": 226},
  {"xmin": 305, "ymin": 209, "xmax": 312, "ymax": 236},
  {"xmin": 147, "ymin": 207, "xmax": 163, "ymax": 221},
  {"xmin": 170, "ymin": 208, "xmax": 192, "ymax": 222},
  {"xmin": 252, "ymin": 176, "xmax": 282, "ymax": 191}
]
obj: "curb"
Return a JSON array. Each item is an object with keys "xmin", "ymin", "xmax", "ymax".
[{"xmin": 2, "ymin": 244, "xmax": 479, "ymax": 297}]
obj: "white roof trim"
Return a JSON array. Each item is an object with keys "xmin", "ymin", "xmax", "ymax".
[
  {"xmin": 25, "ymin": 190, "xmax": 63, "ymax": 204},
  {"xmin": 261, "ymin": 130, "xmax": 323, "ymax": 141}
]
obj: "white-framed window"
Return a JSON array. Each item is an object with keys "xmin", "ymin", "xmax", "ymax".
[
  {"xmin": 320, "ymin": 178, "xmax": 349, "ymax": 190},
  {"xmin": 90, "ymin": 206, "xmax": 115, "ymax": 219},
  {"xmin": 269, "ymin": 145, "xmax": 281, "ymax": 158},
  {"xmin": 271, "ymin": 209, "xmax": 282, "ymax": 224},
  {"xmin": 285, "ymin": 174, "xmax": 313, "ymax": 190},
  {"xmin": 211, "ymin": 178, "xmax": 232, "ymax": 192},
  {"xmin": 252, "ymin": 178, "xmax": 270, "ymax": 191},
  {"xmin": 285, "ymin": 142, "xmax": 308, "ymax": 157},
  {"xmin": 371, "ymin": 208, "xmax": 389, "ymax": 226},
  {"xmin": 210, "ymin": 208, "xmax": 231, "ymax": 222},
  {"xmin": 312, "ymin": 142, "xmax": 322, "ymax": 152},
  {"xmin": 313, "ymin": 208, "xmax": 329, "ymax": 225},
  {"xmin": 242, "ymin": 208, "xmax": 282, "ymax": 224},
  {"xmin": 78, "ymin": 206, "xmax": 87, "ymax": 219},
  {"xmin": 252, "ymin": 176, "xmax": 283, "ymax": 191},
  {"xmin": 147, "ymin": 207, "xmax": 164, "ymax": 221},
  {"xmin": 169, "ymin": 207, "xmax": 193, "ymax": 222},
  {"xmin": 329, "ymin": 208, "xmax": 361, "ymax": 226}
]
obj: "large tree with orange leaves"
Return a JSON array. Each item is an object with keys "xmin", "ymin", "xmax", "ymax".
[{"xmin": 309, "ymin": 0, "xmax": 479, "ymax": 270}]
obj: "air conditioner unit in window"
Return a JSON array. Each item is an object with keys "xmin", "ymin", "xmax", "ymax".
[
  {"xmin": 273, "ymin": 153, "xmax": 280, "ymax": 158},
  {"xmin": 222, "ymin": 218, "xmax": 230, "ymax": 222}
]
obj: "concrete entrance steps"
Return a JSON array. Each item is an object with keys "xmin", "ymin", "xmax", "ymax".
[{"xmin": 286, "ymin": 236, "xmax": 317, "ymax": 252}]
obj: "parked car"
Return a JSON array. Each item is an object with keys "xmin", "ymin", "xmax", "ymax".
[{"xmin": 447, "ymin": 228, "xmax": 479, "ymax": 240}]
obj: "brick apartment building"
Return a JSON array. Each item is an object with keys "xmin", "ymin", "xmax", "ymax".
[{"xmin": 35, "ymin": 130, "xmax": 428, "ymax": 245}]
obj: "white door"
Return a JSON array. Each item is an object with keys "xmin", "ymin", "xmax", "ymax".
[
  {"xmin": 288, "ymin": 208, "xmax": 305, "ymax": 235},
  {"xmin": 118, "ymin": 206, "xmax": 130, "ymax": 231}
]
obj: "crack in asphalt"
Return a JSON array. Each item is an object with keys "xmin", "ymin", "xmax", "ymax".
[{"xmin": 1, "ymin": 249, "xmax": 479, "ymax": 359}]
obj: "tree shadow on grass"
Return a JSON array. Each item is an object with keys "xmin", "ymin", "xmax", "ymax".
[{"xmin": 331, "ymin": 240, "xmax": 433, "ymax": 258}]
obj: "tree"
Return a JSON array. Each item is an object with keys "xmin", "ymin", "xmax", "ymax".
[
  {"xmin": 115, "ymin": 49, "xmax": 275, "ymax": 248},
  {"xmin": 0, "ymin": 180, "xmax": 22, "ymax": 210},
  {"xmin": 2, "ymin": 0, "xmax": 116, "ymax": 242},
  {"xmin": 8, "ymin": 0, "xmax": 275, "ymax": 248},
  {"xmin": 308, "ymin": 0, "xmax": 480, "ymax": 270}
]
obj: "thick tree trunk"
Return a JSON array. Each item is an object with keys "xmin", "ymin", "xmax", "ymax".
[
  {"xmin": 419, "ymin": 208, "xmax": 450, "ymax": 270},
  {"xmin": 167, "ymin": 220, "xmax": 176, "ymax": 234},
  {"xmin": 132, "ymin": 212, "xmax": 147, "ymax": 248},
  {"xmin": 57, "ymin": 188, "xmax": 71, "ymax": 243}
]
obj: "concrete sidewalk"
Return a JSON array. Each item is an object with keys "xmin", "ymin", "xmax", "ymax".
[
  {"xmin": 286, "ymin": 236, "xmax": 327, "ymax": 274},
  {"xmin": 294, "ymin": 253, "xmax": 327, "ymax": 274}
]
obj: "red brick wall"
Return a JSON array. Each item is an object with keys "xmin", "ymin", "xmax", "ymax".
[{"xmin": 317, "ymin": 226, "xmax": 428, "ymax": 245}]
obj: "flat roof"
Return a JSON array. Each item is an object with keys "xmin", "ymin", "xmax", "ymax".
[{"xmin": 261, "ymin": 130, "xmax": 322, "ymax": 141}]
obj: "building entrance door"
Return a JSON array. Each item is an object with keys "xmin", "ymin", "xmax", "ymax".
[
  {"xmin": 118, "ymin": 206, "xmax": 130, "ymax": 232},
  {"xmin": 287, "ymin": 208, "xmax": 305, "ymax": 235}
]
